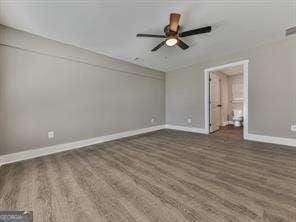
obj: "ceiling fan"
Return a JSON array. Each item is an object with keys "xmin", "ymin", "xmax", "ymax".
[{"xmin": 136, "ymin": 13, "xmax": 212, "ymax": 52}]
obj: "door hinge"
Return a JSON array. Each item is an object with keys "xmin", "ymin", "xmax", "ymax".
[{"xmin": 209, "ymin": 78, "xmax": 212, "ymax": 82}]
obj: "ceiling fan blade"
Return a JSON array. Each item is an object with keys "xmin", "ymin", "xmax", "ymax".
[
  {"xmin": 151, "ymin": 41, "xmax": 166, "ymax": 52},
  {"xmin": 169, "ymin": 13, "xmax": 181, "ymax": 32},
  {"xmin": 179, "ymin": 26, "xmax": 212, "ymax": 37},
  {"xmin": 137, "ymin": 34, "xmax": 165, "ymax": 38},
  {"xmin": 177, "ymin": 39, "xmax": 189, "ymax": 50}
]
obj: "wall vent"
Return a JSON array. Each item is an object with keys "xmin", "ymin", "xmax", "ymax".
[{"xmin": 286, "ymin": 26, "xmax": 296, "ymax": 37}]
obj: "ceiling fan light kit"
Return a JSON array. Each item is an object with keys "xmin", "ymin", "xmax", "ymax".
[
  {"xmin": 137, "ymin": 13, "xmax": 212, "ymax": 52},
  {"xmin": 166, "ymin": 37, "xmax": 178, "ymax": 46}
]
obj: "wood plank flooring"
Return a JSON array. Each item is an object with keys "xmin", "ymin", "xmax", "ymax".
[
  {"xmin": 212, "ymin": 125, "xmax": 243, "ymax": 140},
  {"xmin": 1, "ymin": 129, "xmax": 296, "ymax": 222}
]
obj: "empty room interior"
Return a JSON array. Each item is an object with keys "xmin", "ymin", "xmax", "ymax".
[{"xmin": 1, "ymin": 1, "xmax": 296, "ymax": 221}]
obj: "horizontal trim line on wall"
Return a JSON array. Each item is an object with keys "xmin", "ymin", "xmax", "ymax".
[
  {"xmin": 246, "ymin": 133, "xmax": 296, "ymax": 147},
  {"xmin": 0, "ymin": 125, "xmax": 165, "ymax": 166},
  {"xmin": 165, "ymin": 124, "xmax": 208, "ymax": 134},
  {"xmin": 0, "ymin": 43, "xmax": 164, "ymax": 81}
]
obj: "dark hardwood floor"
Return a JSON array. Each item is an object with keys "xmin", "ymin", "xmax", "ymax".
[
  {"xmin": 1, "ymin": 129, "xmax": 296, "ymax": 222},
  {"xmin": 212, "ymin": 125, "xmax": 243, "ymax": 140}
]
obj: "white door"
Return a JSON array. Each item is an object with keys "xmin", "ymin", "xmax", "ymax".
[{"xmin": 210, "ymin": 73, "xmax": 221, "ymax": 133}]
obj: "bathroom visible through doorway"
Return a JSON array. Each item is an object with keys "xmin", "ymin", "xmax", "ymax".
[{"xmin": 204, "ymin": 60, "xmax": 249, "ymax": 139}]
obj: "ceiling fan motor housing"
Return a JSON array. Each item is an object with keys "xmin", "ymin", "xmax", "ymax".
[
  {"xmin": 164, "ymin": 25, "xmax": 179, "ymax": 37},
  {"xmin": 136, "ymin": 13, "xmax": 211, "ymax": 51}
]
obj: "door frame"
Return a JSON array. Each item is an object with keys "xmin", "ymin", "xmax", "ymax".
[{"xmin": 204, "ymin": 60, "xmax": 249, "ymax": 139}]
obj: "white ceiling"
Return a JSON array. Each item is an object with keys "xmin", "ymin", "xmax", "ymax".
[{"xmin": 0, "ymin": 0, "xmax": 295, "ymax": 72}]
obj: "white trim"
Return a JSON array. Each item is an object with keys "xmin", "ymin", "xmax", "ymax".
[
  {"xmin": 0, "ymin": 125, "xmax": 165, "ymax": 166},
  {"xmin": 204, "ymin": 60, "xmax": 249, "ymax": 138},
  {"xmin": 246, "ymin": 133, "xmax": 296, "ymax": 147},
  {"xmin": 204, "ymin": 69, "xmax": 210, "ymax": 133},
  {"xmin": 221, "ymin": 122, "xmax": 228, "ymax": 127},
  {"xmin": 165, "ymin": 124, "xmax": 208, "ymax": 134},
  {"xmin": 165, "ymin": 125, "xmax": 296, "ymax": 148},
  {"xmin": 243, "ymin": 60, "xmax": 249, "ymax": 139},
  {"xmin": 221, "ymin": 121, "xmax": 233, "ymax": 126}
]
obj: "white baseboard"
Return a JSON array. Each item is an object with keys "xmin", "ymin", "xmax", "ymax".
[
  {"xmin": 246, "ymin": 133, "xmax": 296, "ymax": 147},
  {"xmin": 165, "ymin": 125, "xmax": 296, "ymax": 147},
  {"xmin": 221, "ymin": 122, "xmax": 228, "ymax": 126},
  {"xmin": 221, "ymin": 121, "xmax": 233, "ymax": 126},
  {"xmin": 0, "ymin": 125, "xmax": 165, "ymax": 166},
  {"xmin": 165, "ymin": 124, "xmax": 208, "ymax": 134},
  {"xmin": 3, "ymin": 125, "xmax": 294, "ymax": 166}
]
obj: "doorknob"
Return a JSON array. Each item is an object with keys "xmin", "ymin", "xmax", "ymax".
[{"xmin": 217, "ymin": 104, "xmax": 222, "ymax": 107}]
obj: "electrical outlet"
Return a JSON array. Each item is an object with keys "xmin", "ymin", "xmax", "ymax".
[
  {"xmin": 291, "ymin": 125, "xmax": 296, "ymax": 132},
  {"xmin": 187, "ymin": 118, "xmax": 192, "ymax": 124},
  {"xmin": 48, "ymin": 131, "xmax": 55, "ymax": 140},
  {"xmin": 150, "ymin": 118, "xmax": 155, "ymax": 123}
]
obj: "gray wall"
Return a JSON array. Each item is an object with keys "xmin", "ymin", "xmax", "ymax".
[
  {"xmin": 0, "ymin": 25, "xmax": 165, "ymax": 155},
  {"xmin": 2, "ymin": 24, "xmax": 296, "ymax": 156},
  {"xmin": 166, "ymin": 36, "xmax": 296, "ymax": 139}
]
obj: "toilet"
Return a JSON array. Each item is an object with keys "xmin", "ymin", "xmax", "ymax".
[{"xmin": 233, "ymin": 109, "xmax": 243, "ymax": 127}]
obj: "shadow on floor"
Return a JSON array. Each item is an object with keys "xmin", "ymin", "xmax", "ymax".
[{"xmin": 211, "ymin": 125, "xmax": 243, "ymax": 140}]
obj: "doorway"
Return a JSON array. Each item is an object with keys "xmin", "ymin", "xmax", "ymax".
[{"xmin": 204, "ymin": 60, "xmax": 249, "ymax": 139}]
